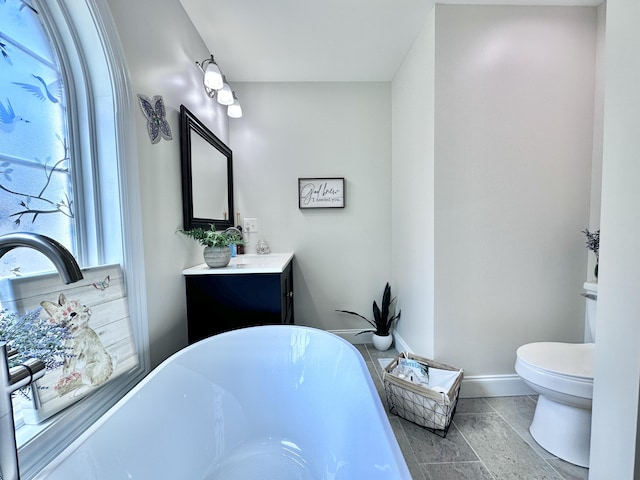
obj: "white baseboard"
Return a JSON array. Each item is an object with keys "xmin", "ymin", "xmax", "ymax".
[
  {"xmin": 392, "ymin": 330, "xmax": 411, "ymax": 353},
  {"xmin": 329, "ymin": 329, "xmax": 409, "ymax": 350},
  {"xmin": 392, "ymin": 332, "xmax": 534, "ymax": 397},
  {"xmin": 459, "ymin": 375, "xmax": 536, "ymax": 398},
  {"xmin": 329, "ymin": 329, "xmax": 372, "ymax": 344},
  {"xmin": 331, "ymin": 329, "xmax": 535, "ymax": 398}
]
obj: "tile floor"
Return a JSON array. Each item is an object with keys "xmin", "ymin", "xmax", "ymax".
[{"xmin": 355, "ymin": 344, "xmax": 590, "ymax": 480}]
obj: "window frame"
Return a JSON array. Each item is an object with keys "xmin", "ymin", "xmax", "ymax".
[{"xmin": 13, "ymin": 1, "xmax": 150, "ymax": 477}]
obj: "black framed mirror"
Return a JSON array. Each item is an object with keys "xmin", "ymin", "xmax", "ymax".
[{"xmin": 180, "ymin": 104, "xmax": 234, "ymax": 231}]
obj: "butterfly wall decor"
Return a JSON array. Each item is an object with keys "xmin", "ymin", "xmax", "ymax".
[
  {"xmin": 137, "ymin": 94, "xmax": 172, "ymax": 144},
  {"xmin": 92, "ymin": 275, "xmax": 111, "ymax": 291}
]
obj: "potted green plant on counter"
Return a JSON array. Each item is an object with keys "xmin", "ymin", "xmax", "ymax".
[
  {"xmin": 336, "ymin": 282, "xmax": 401, "ymax": 351},
  {"xmin": 178, "ymin": 225, "xmax": 234, "ymax": 268}
]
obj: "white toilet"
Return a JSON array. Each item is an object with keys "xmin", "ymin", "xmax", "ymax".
[{"xmin": 515, "ymin": 281, "xmax": 597, "ymax": 468}]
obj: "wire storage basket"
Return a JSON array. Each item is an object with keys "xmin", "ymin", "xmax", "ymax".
[{"xmin": 383, "ymin": 352, "xmax": 463, "ymax": 438}]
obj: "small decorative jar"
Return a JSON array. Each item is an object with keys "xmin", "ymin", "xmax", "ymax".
[{"xmin": 256, "ymin": 239, "xmax": 271, "ymax": 255}]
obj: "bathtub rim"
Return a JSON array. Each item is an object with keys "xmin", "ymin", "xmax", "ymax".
[{"xmin": 34, "ymin": 325, "xmax": 410, "ymax": 479}]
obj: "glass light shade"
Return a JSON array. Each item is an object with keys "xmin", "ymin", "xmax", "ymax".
[
  {"xmin": 217, "ymin": 81, "xmax": 234, "ymax": 106},
  {"xmin": 228, "ymin": 98, "xmax": 242, "ymax": 118},
  {"xmin": 203, "ymin": 62, "xmax": 223, "ymax": 90}
]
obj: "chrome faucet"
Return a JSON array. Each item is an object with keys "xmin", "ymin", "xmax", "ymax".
[
  {"xmin": 0, "ymin": 233, "xmax": 83, "ymax": 284},
  {"xmin": 0, "ymin": 233, "xmax": 83, "ymax": 480}
]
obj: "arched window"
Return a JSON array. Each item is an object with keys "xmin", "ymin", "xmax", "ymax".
[
  {"xmin": 0, "ymin": 0, "xmax": 74, "ymax": 274},
  {"xmin": 0, "ymin": 1, "xmax": 148, "ymax": 477}
]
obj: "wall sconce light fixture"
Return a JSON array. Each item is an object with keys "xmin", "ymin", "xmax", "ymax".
[
  {"xmin": 196, "ymin": 54, "xmax": 242, "ymax": 118},
  {"xmin": 216, "ymin": 76, "xmax": 234, "ymax": 106},
  {"xmin": 201, "ymin": 55, "xmax": 223, "ymax": 90},
  {"xmin": 227, "ymin": 91, "xmax": 242, "ymax": 118}
]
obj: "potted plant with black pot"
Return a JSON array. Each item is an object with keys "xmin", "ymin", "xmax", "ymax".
[
  {"xmin": 337, "ymin": 282, "xmax": 401, "ymax": 351},
  {"xmin": 178, "ymin": 225, "xmax": 235, "ymax": 268}
]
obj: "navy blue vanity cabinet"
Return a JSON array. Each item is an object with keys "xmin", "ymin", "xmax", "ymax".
[{"xmin": 183, "ymin": 253, "xmax": 294, "ymax": 344}]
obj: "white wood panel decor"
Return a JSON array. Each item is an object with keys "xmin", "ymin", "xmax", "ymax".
[{"xmin": 0, "ymin": 264, "xmax": 138, "ymax": 424}]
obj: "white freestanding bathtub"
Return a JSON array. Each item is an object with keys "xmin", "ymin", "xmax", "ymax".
[{"xmin": 35, "ymin": 325, "xmax": 410, "ymax": 479}]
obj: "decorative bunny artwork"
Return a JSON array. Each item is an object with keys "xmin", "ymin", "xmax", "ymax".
[{"xmin": 41, "ymin": 293, "xmax": 113, "ymax": 396}]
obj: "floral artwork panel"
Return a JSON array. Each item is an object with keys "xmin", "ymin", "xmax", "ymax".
[{"xmin": 0, "ymin": 264, "xmax": 138, "ymax": 423}]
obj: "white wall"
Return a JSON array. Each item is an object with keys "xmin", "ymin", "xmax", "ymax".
[
  {"xmin": 106, "ymin": 0, "xmax": 228, "ymax": 367},
  {"xmin": 590, "ymin": 0, "xmax": 640, "ymax": 476},
  {"xmin": 100, "ymin": 0, "xmax": 640, "ymax": 472},
  {"xmin": 434, "ymin": 5, "xmax": 596, "ymax": 377},
  {"xmin": 230, "ymin": 82, "xmax": 392, "ymax": 333},
  {"xmin": 391, "ymin": 5, "xmax": 598, "ymax": 385},
  {"xmin": 587, "ymin": 4, "xmax": 606, "ymax": 286},
  {"xmin": 391, "ymin": 9, "xmax": 436, "ymax": 358},
  {"xmin": 105, "ymin": 0, "xmax": 393, "ymax": 363},
  {"xmin": 103, "ymin": 0, "xmax": 602, "ymax": 388}
]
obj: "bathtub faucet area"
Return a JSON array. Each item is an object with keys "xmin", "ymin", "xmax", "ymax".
[
  {"xmin": 0, "ymin": 344, "xmax": 46, "ymax": 480},
  {"xmin": 0, "ymin": 233, "xmax": 83, "ymax": 480}
]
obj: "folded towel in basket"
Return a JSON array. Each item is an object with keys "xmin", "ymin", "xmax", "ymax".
[{"xmin": 428, "ymin": 368, "xmax": 462, "ymax": 394}]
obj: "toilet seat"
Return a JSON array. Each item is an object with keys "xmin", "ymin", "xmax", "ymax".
[{"xmin": 516, "ymin": 342, "xmax": 594, "ymax": 400}]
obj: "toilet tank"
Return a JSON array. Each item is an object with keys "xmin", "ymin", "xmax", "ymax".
[{"xmin": 583, "ymin": 281, "xmax": 598, "ymax": 342}]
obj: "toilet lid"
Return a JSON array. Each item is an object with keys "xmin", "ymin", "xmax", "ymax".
[{"xmin": 516, "ymin": 342, "xmax": 594, "ymax": 379}]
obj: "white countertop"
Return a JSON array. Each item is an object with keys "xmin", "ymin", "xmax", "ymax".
[{"xmin": 183, "ymin": 252, "xmax": 294, "ymax": 275}]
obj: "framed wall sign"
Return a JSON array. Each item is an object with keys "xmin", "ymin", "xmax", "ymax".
[{"xmin": 298, "ymin": 177, "xmax": 345, "ymax": 209}]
